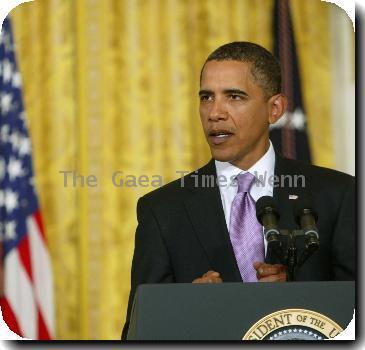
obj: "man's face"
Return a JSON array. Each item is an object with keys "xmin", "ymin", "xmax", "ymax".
[{"xmin": 199, "ymin": 60, "xmax": 272, "ymax": 170}]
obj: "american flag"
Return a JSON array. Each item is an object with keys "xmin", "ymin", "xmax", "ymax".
[{"xmin": 0, "ymin": 17, "xmax": 54, "ymax": 339}]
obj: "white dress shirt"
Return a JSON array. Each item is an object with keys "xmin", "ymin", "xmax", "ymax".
[{"xmin": 215, "ymin": 141, "xmax": 276, "ymax": 255}]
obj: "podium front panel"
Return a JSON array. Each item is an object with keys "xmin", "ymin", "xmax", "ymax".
[{"xmin": 127, "ymin": 281, "xmax": 354, "ymax": 340}]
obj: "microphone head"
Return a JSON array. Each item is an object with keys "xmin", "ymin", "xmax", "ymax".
[
  {"xmin": 256, "ymin": 196, "xmax": 279, "ymax": 224},
  {"xmin": 293, "ymin": 194, "xmax": 318, "ymax": 224}
]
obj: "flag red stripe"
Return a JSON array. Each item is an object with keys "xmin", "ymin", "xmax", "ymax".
[
  {"xmin": 33, "ymin": 211, "xmax": 47, "ymax": 243},
  {"xmin": 37, "ymin": 307, "xmax": 51, "ymax": 340},
  {"xmin": 18, "ymin": 235, "xmax": 33, "ymax": 282},
  {"xmin": 1, "ymin": 297, "xmax": 23, "ymax": 337}
]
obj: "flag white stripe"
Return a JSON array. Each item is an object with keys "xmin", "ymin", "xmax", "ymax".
[
  {"xmin": 27, "ymin": 215, "xmax": 55, "ymax": 337},
  {"xmin": 4, "ymin": 249, "xmax": 37, "ymax": 339}
]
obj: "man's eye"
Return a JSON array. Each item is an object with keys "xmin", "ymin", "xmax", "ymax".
[
  {"xmin": 229, "ymin": 94, "xmax": 243, "ymax": 100},
  {"xmin": 200, "ymin": 95, "xmax": 212, "ymax": 101}
]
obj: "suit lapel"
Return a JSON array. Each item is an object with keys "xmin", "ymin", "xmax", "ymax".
[{"xmin": 183, "ymin": 160, "xmax": 242, "ymax": 282}]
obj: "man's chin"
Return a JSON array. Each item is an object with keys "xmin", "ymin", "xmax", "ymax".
[{"xmin": 210, "ymin": 151, "xmax": 234, "ymax": 163}]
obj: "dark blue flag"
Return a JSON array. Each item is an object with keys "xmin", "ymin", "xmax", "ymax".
[{"xmin": 270, "ymin": 0, "xmax": 312, "ymax": 162}]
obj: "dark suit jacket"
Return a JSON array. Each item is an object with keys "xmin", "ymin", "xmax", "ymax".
[{"xmin": 121, "ymin": 154, "xmax": 355, "ymax": 339}]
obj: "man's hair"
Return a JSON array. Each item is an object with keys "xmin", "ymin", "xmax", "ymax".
[{"xmin": 202, "ymin": 42, "xmax": 282, "ymax": 97}]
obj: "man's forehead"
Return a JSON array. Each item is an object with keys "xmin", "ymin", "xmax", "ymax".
[
  {"xmin": 202, "ymin": 59, "xmax": 251, "ymax": 72},
  {"xmin": 200, "ymin": 60, "xmax": 254, "ymax": 87}
]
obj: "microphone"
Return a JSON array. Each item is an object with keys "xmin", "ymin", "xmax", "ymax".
[
  {"xmin": 256, "ymin": 196, "xmax": 284, "ymax": 263},
  {"xmin": 293, "ymin": 196, "xmax": 320, "ymax": 266}
]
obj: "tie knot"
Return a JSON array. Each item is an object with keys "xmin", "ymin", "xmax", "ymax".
[{"xmin": 236, "ymin": 172, "xmax": 256, "ymax": 193}]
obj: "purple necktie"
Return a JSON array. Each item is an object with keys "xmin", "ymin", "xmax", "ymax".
[{"xmin": 229, "ymin": 172, "xmax": 264, "ymax": 282}]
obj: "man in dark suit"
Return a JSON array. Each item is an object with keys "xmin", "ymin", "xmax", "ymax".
[{"xmin": 122, "ymin": 42, "xmax": 355, "ymax": 339}]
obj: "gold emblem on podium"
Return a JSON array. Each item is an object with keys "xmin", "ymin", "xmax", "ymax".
[{"xmin": 243, "ymin": 309, "xmax": 343, "ymax": 340}]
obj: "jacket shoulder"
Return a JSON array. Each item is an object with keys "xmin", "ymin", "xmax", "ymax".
[{"xmin": 278, "ymin": 157, "xmax": 354, "ymax": 188}]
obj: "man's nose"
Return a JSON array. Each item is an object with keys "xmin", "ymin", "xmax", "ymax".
[{"xmin": 209, "ymin": 100, "xmax": 228, "ymax": 121}]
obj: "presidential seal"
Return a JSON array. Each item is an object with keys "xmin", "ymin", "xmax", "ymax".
[{"xmin": 243, "ymin": 309, "xmax": 343, "ymax": 340}]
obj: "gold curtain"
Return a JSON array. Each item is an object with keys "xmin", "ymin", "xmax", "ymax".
[{"xmin": 11, "ymin": 0, "xmax": 274, "ymax": 339}]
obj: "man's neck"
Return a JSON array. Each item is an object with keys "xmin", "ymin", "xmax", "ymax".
[{"xmin": 231, "ymin": 139, "xmax": 270, "ymax": 171}]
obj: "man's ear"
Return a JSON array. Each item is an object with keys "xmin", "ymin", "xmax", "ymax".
[{"xmin": 268, "ymin": 94, "xmax": 287, "ymax": 124}]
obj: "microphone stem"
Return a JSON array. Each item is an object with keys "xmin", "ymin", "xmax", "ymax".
[{"xmin": 286, "ymin": 234, "xmax": 297, "ymax": 282}]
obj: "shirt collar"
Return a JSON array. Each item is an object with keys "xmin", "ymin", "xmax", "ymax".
[{"xmin": 214, "ymin": 140, "xmax": 276, "ymax": 187}]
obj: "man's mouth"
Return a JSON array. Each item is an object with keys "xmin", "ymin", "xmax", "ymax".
[{"xmin": 208, "ymin": 130, "xmax": 234, "ymax": 145}]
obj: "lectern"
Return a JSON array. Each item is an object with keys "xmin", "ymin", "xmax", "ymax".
[{"xmin": 127, "ymin": 282, "xmax": 354, "ymax": 340}]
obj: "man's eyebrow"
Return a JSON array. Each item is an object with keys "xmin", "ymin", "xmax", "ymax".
[
  {"xmin": 198, "ymin": 89, "xmax": 249, "ymax": 96},
  {"xmin": 198, "ymin": 89, "xmax": 213, "ymax": 96},
  {"xmin": 223, "ymin": 89, "xmax": 249, "ymax": 96}
]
